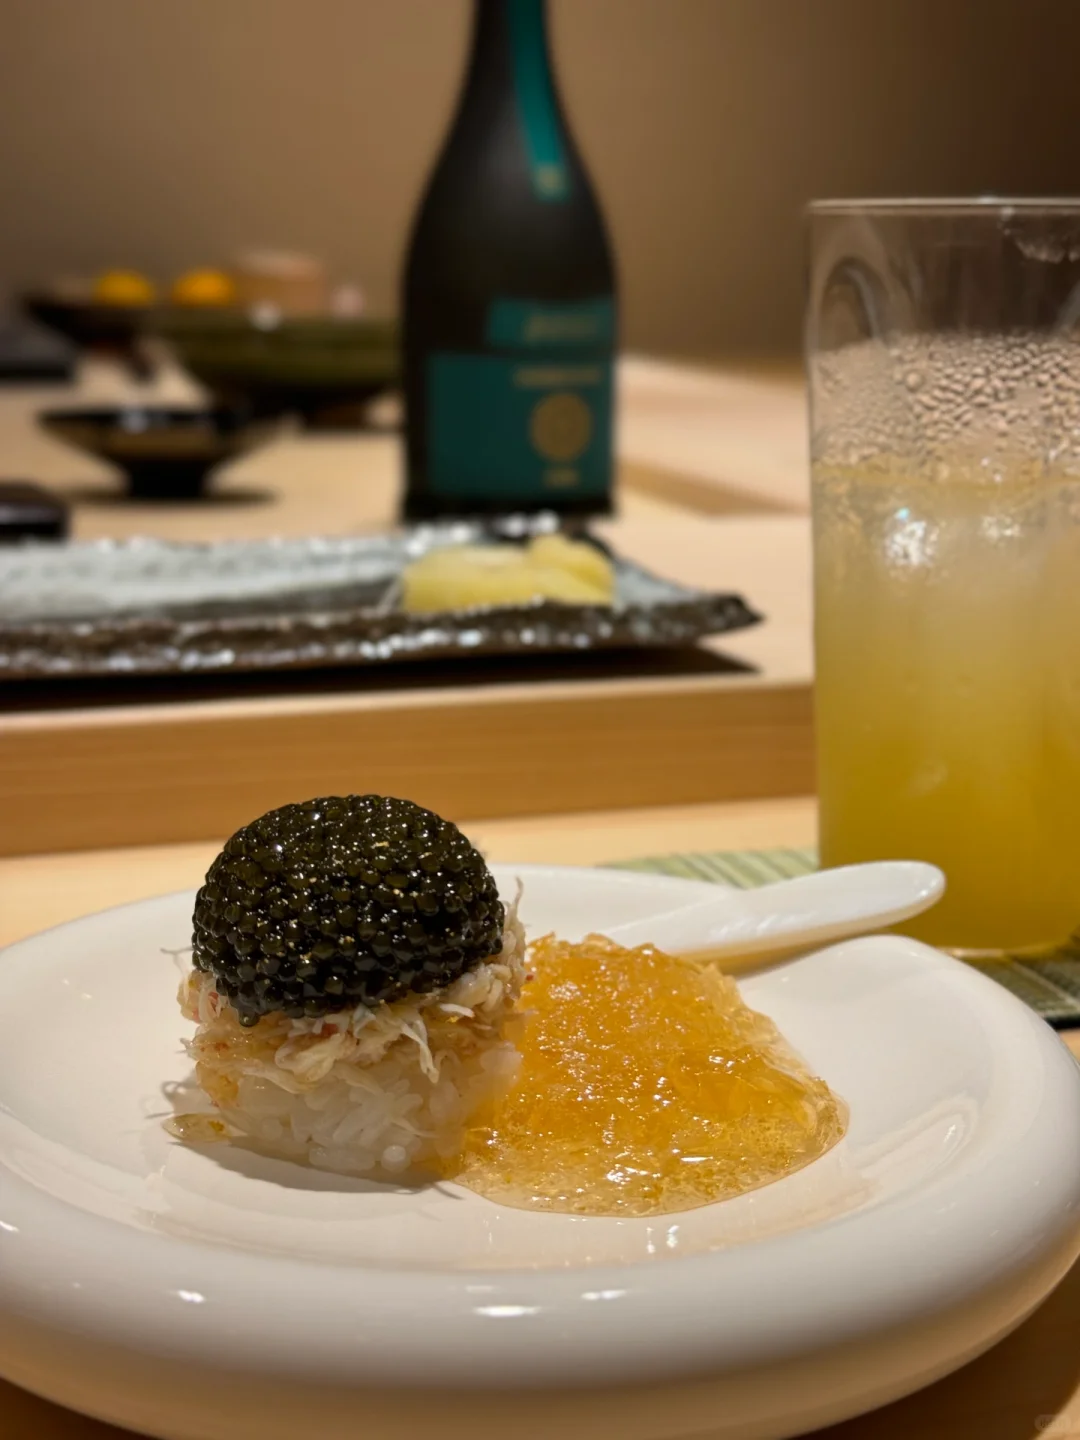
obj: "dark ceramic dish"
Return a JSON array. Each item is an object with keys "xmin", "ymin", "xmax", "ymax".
[
  {"xmin": 0, "ymin": 520, "xmax": 761, "ymax": 681},
  {"xmin": 22, "ymin": 292, "xmax": 150, "ymax": 352},
  {"xmin": 158, "ymin": 313, "xmax": 399, "ymax": 428},
  {"xmin": 21, "ymin": 292, "xmax": 160, "ymax": 378},
  {"xmin": 38, "ymin": 407, "xmax": 279, "ymax": 500}
]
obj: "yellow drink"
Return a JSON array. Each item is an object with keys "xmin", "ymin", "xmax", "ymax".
[{"xmin": 814, "ymin": 466, "xmax": 1080, "ymax": 953}]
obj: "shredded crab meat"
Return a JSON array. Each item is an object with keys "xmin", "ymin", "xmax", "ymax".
[{"xmin": 174, "ymin": 890, "xmax": 527, "ymax": 1172}]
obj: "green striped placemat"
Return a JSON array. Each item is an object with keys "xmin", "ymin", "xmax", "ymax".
[{"xmin": 608, "ymin": 847, "xmax": 1080, "ymax": 1030}]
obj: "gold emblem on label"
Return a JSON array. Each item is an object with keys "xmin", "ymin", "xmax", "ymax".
[{"xmin": 529, "ymin": 392, "xmax": 592, "ymax": 462}]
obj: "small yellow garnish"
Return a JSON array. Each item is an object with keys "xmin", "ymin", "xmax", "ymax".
[
  {"xmin": 170, "ymin": 268, "xmax": 237, "ymax": 307},
  {"xmin": 92, "ymin": 269, "xmax": 157, "ymax": 306}
]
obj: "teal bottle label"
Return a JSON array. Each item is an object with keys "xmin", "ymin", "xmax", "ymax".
[
  {"xmin": 486, "ymin": 297, "xmax": 615, "ymax": 348},
  {"xmin": 507, "ymin": 0, "xmax": 570, "ymax": 201},
  {"xmin": 428, "ymin": 354, "xmax": 612, "ymax": 503},
  {"xmin": 427, "ymin": 294, "xmax": 615, "ymax": 504}
]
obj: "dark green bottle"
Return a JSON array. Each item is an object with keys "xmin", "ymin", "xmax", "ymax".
[{"xmin": 402, "ymin": 0, "xmax": 617, "ymax": 519}]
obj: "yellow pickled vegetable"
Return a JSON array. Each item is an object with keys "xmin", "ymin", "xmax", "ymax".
[
  {"xmin": 402, "ymin": 535, "xmax": 614, "ymax": 613},
  {"xmin": 528, "ymin": 531, "xmax": 614, "ymax": 592}
]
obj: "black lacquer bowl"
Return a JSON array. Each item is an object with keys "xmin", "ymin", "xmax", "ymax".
[{"xmin": 38, "ymin": 407, "xmax": 279, "ymax": 500}]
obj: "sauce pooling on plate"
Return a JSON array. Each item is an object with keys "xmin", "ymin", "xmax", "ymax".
[{"xmin": 449, "ymin": 934, "xmax": 846, "ymax": 1217}]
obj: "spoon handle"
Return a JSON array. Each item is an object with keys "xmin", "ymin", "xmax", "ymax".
[{"xmin": 605, "ymin": 861, "xmax": 945, "ymax": 966}]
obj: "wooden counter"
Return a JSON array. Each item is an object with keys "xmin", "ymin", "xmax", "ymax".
[{"xmin": 0, "ymin": 353, "xmax": 809, "ymax": 531}]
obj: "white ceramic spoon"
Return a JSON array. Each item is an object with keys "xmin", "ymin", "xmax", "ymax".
[{"xmin": 603, "ymin": 861, "xmax": 945, "ymax": 973}]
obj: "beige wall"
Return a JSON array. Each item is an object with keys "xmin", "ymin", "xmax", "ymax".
[{"xmin": 3, "ymin": 0, "xmax": 1079, "ymax": 356}]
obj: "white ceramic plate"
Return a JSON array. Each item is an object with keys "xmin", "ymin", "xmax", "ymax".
[{"xmin": 2, "ymin": 865, "xmax": 1079, "ymax": 1440}]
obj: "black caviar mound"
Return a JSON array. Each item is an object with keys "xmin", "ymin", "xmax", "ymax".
[{"xmin": 192, "ymin": 795, "xmax": 504, "ymax": 1026}]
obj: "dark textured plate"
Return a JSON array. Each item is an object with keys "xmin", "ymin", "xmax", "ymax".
[{"xmin": 0, "ymin": 519, "xmax": 760, "ymax": 681}]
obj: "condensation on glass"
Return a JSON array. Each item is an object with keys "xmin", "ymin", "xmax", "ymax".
[{"xmin": 806, "ymin": 200, "xmax": 1080, "ymax": 955}]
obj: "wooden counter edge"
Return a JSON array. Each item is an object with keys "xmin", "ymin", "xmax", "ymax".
[{"xmin": 0, "ymin": 677, "xmax": 813, "ymax": 856}]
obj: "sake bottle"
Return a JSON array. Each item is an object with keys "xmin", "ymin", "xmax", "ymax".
[{"xmin": 402, "ymin": 0, "xmax": 617, "ymax": 518}]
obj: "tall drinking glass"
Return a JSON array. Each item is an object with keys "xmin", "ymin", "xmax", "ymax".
[{"xmin": 807, "ymin": 199, "xmax": 1080, "ymax": 956}]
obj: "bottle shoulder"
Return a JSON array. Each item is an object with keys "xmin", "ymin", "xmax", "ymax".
[{"xmin": 407, "ymin": 163, "xmax": 613, "ymax": 297}]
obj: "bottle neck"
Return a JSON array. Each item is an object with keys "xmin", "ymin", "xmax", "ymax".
[
  {"xmin": 465, "ymin": 0, "xmax": 570, "ymax": 201},
  {"xmin": 469, "ymin": 0, "xmax": 550, "ymax": 59}
]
